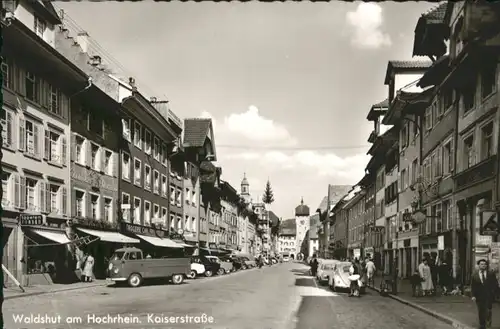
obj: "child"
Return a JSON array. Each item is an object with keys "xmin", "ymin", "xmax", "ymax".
[{"xmin": 410, "ymin": 270, "xmax": 422, "ymax": 297}]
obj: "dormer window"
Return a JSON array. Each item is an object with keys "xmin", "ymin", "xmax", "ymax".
[{"xmin": 34, "ymin": 16, "xmax": 46, "ymax": 38}]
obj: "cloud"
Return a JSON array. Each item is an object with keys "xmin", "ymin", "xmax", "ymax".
[{"xmin": 346, "ymin": 3, "xmax": 391, "ymax": 49}]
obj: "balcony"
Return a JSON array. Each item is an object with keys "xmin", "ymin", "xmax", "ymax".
[{"xmin": 454, "ymin": 155, "xmax": 496, "ymax": 192}]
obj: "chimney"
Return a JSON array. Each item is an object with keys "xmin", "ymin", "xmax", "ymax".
[
  {"xmin": 150, "ymin": 97, "xmax": 157, "ymax": 102},
  {"xmin": 76, "ymin": 31, "xmax": 89, "ymax": 53},
  {"xmin": 89, "ymin": 55, "xmax": 101, "ymax": 66}
]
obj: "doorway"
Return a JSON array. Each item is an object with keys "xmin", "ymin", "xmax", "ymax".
[{"xmin": 405, "ymin": 248, "xmax": 412, "ymax": 278}]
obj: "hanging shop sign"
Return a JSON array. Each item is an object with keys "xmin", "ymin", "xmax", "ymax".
[
  {"xmin": 480, "ymin": 210, "xmax": 499, "ymax": 236},
  {"xmin": 18, "ymin": 214, "xmax": 43, "ymax": 226}
]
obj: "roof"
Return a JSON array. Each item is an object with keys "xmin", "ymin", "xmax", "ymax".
[
  {"xmin": 241, "ymin": 173, "xmax": 249, "ymax": 186},
  {"xmin": 417, "ymin": 55, "xmax": 450, "ymax": 88},
  {"xmin": 384, "ymin": 60, "xmax": 433, "ymax": 85},
  {"xmin": 269, "ymin": 211, "xmax": 280, "ymax": 228},
  {"xmin": 183, "ymin": 118, "xmax": 212, "ymax": 148},
  {"xmin": 309, "ymin": 214, "xmax": 319, "ymax": 239},
  {"xmin": 328, "ymin": 185, "xmax": 352, "ymax": 207},
  {"xmin": 366, "ymin": 99, "xmax": 389, "ymax": 121},
  {"xmin": 279, "ymin": 218, "xmax": 296, "ymax": 235},
  {"xmin": 295, "ymin": 198, "xmax": 310, "ymax": 216},
  {"xmin": 422, "ymin": 2, "xmax": 448, "ymax": 24}
]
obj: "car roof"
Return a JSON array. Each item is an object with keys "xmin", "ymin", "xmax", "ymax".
[
  {"xmin": 115, "ymin": 247, "xmax": 142, "ymax": 253},
  {"xmin": 322, "ymin": 260, "xmax": 339, "ymax": 264}
]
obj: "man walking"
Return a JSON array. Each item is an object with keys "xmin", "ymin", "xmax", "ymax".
[
  {"xmin": 471, "ymin": 259, "xmax": 499, "ymax": 329},
  {"xmin": 365, "ymin": 258, "xmax": 376, "ymax": 287}
]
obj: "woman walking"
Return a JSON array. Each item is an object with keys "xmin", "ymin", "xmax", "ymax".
[
  {"xmin": 82, "ymin": 252, "xmax": 95, "ymax": 282},
  {"xmin": 418, "ymin": 259, "xmax": 434, "ymax": 296}
]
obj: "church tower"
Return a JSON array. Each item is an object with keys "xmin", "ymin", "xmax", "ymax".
[
  {"xmin": 241, "ymin": 173, "xmax": 251, "ymax": 203},
  {"xmin": 295, "ymin": 198, "xmax": 310, "ymax": 259}
]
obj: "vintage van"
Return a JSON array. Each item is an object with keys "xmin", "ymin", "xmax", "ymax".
[{"xmin": 107, "ymin": 247, "xmax": 191, "ymax": 287}]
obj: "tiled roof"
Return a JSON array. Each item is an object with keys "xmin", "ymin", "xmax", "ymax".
[
  {"xmin": 269, "ymin": 211, "xmax": 280, "ymax": 228},
  {"xmin": 183, "ymin": 118, "xmax": 212, "ymax": 148},
  {"xmin": 384, "ymin": 60, "xmax": 433, "ymax": 85},
  {"xmin": 328, "ymin": 185, "xmax": 352, "ymax": 206},
  {"xmin": 279, "ymin": 218, "xmax": 296, "ymax": 235},
  {"xmin": 372, "ymin": 99, "xmax": 389, "ymax": 108},
  {"xmin": 422, "ymin": 2, "xmax": 448, "ymax": 24}
]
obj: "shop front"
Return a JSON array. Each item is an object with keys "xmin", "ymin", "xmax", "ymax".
[
  {"xmin": 121, "ymin": 222, "xmax": 189, "ymax": 258},
  {"xmin": 396, "ymin": 227, "xmax": 419, "ymax": 278},
  {"xmin": 73, "ymin": 220, "xmax": 140, "ymax": 279}
]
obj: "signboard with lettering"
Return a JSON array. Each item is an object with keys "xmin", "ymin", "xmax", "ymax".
[
  {"xmin": 19, "ymin": 215, "xmax": 43, "ymax": 226},
  {"xmin": 480, "ymin": 211, "xmax": 499, "ymax": 236},
  {"xmin": 122, "ymin": 223, "xmax": 166, "ymax": 238}
]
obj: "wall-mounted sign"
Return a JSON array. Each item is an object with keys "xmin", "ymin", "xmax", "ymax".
[
  {"xmin": 19, "ymin": 214, "xmax": 43, "ymax": 226},
  {"xmin": 123, "ymin": 223, "xmax": 166, "ymax": 238},
  {"xmin": 480, "ymin": 211, "xmax": 499, "ymax": 236}
]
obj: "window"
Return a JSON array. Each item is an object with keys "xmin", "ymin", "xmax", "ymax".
[
  {"xmin": 49, "ymin": 184, "xmax": 59, "ymax": 214},
  {"xmin": 401, "ymin": 123, "xmax": 408, "ymax": 148},
  {"xmin": 424, "ymin": 107, "xmax": 432, "ymax": 131},
  {"xmin": 161, "ymin": 207, "xmax": 168, "ymax": 225},
  {"xmin": 49, "ymin": 85, "xmax": 60, "ymax": 115},
  {"xmin": 481, "ymin": 62, "xmax": 496, "ymax": 99},
  {"xmin": 104, "ymin": 150, "xmax": 113, "ymax": 176},
  {"xmin": 21, "ymin": 119, "xmax": 40, "ymax": 158},
  {"xmin": 144, "ymin": 130, "xmax": 152, "ymax": 154},
  {"xmin": 442, "ymin": 200, "xmax": 452, "ymax": 231},
  {"xmin": 25, "ymin": 178, "xmax": 37, "ymax": 211},
  {"xmin": 34, "ymin": 16, "xmax": 46, "ymax": 38},
  {"xmin": 122, "ymin": 153, "xmax": 131, "ymax": 180},
  {"xmin": 104, "ymin": 197, "xmax": 113, "ymax": 222},
  {"xmin": 400, "ymin": 169, "xmax": 406, "ymax": 191},
  {"xmin": 162, "ymin": 144, "xmax": 169, "ymax": 166},
  {"xmin": 176, "ymin": 188, "xmax": 182, "ymax": 207},
  {"xmin": 25, "ymin": 72, "xmax": 38, "ymax": 102},
  {"xmin": 1, "ymin": 61, "xmax": 12, "ymax": 89},
  {"xmin": 90, "ymin": 194, "xmax": 100, "ymax": 220},
  {"xmin": 432, "ymin": 149, "xmax": 442, "ymax": 178},
  {"xmin": 185, "ymin": 188, "xmax": 190, "ymax": 205},
  {"xmin": 75, "ymin": 136, "xmax": 85, "ymax": 165},
  {"xmin": 463, "ymin": 84, "xmax": 475, "ymax": 113},
  {"xmin": 134, "ymin": 158, "xmax": 142, "ymax": 186},
  {"xmin": 185, "ymin": 215, "xmax": 191, "ymax": 231},
  {"xmin": 442, "ymin": 140, "xmax": 454, "ymax": 175},
  {"xmin": 170, "ymin": 185, "xmax": 175, "ymax": 205},
  {"xmin": 177, "ymin": 216, "xmax": 182, "ymax": 230},
  {"xmin": 144, "ymin": 165, "xmax": 151, "ymax": 190},
  {"xmin": 443, "ymin": 89, "xmax": 454, "ymax": 110},
  {"xmin": 90, "ymin": 144, "xmax": 100, "ymax": 171},
  {"xmin": 464, "ymin": 135, "xmax": 475, "ymax": 169},
  {"xmin": 122, "ymin": 193, "xmax": 130, "ymax": 221},
  {"xmin": 434, "ymin": 99, "xmax": 443, "ymax": 119},
  {"xmin": 44, "ymin": 130, "xmax": 63, "ymax": 164},
  {"xmin": 481, "ymin": 122, "xmax": 494, "ymax": 161},
  {"xmin": 411, "ymin": 159, "xmax": 418, "ymax": 185},
  {"xmin": 161, "ymin": 175, "xmax": 167, "ymax": 197},
  {"xmin": 153, "ymin": 138, "xmax": 160, "ymax": 161},
  {"xmin": 75, "ymin": 190, "xmax": 85, "ymax": 217},
  {"xmin": 122, "ymin": 119, "xmax": 131, "ymax": 142},
  {"xmin": 153, "ymin": 170, "xmax": 160, "ymax": 194},
  {"xmin": 133, "ymin": 197, "xmax": 141, "ymax": 224},
  {"xmin": 134, "ymin": 122, "xmax": 142, "ymax": 149},
  {"xmin": 170, "ymin": 214, "xmax": 175, "ymax": 229},
  {"xmin": 191, "ymin": 190, "xmax": 196, "ymax": 206},
  {"xmin": 144, "ymin": 201, "xmax": 151, "ymax": 225},
  {"xmin": 424, "ymin": 158, "xmax": 431, "ymax": 185},
  {"xmin": 1, "ymin": 109, "xmax": 14, "ymax": 149},
  {"xmin": 153, "ymin": 204, "xmax": 160, "ymax": 221},
  {"xmin": 1, "ymin": 172, "xmax": 11, "ymax": 208}
]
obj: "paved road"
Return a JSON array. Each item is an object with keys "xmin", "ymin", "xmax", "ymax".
[{"xmin": 3, "ymin": 262, "xmax": 454, "ymax": 329}]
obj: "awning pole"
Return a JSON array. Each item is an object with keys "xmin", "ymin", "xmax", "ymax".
[{"xmin": 2, "ymin": 264, "xmax": 25, "ymax": 292}]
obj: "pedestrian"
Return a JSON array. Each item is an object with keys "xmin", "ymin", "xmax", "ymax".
[
  {"xmin": 418, "ymin": 259, "xmax": 433, "ymax": 296},
  {"xmin": 429, "ymin": 254, "xmax": 438, "ymax": 295},
  {"xmin": 410, "ymin": 270, "xmax": 423, "ymax": 297},
  {"xmin": 349, "ymin": 259, "xmax": 361, "ymax": 297},
  {"xmin": 310, "ymin": 255, "xmax": 318, "ymax": 277},
  {"xmin": 439, "ymin": 261, "xmax": 451, "ymax": 295},
  {"xmin": 82, "ymin": 252, "xmax": 95, "ymax": 282},
  {"xmin": 365, "ymin": 258, "xmax": 376, "ymax": 287},
  {"xmin": 471, "ymin": 259, "xmax": 499, "ymax": 329}
]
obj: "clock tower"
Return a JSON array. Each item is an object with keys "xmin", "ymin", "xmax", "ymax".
[{"xmin": 295, "ymin": 197, "xmax": 310, "ymax": 259}]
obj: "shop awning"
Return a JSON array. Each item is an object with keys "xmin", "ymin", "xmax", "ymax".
[
  {"xmin": 76, "ymin": 228, "xmax": 140, "ymax": 244},
  {"xmin": 136, "ymin": 234, "xmax": 183, "ymax": 248},
  {"xmin": 31, "ymin": 229, "xmax": 71, "ymax": 244},
  {"xmin": 172, "ymin": 240, "xmax": 193, "ymax": 248}
]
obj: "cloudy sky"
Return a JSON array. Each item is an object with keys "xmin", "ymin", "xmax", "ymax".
[{"xmin": 57, "ymin": 2, "xmax": 435, "ymax": 218}]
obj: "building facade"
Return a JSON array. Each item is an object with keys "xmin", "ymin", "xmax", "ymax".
[
  {"xmin": 220, "ymin": 181, "xmax": 239, "ymax": 252},
  {"xmin": 346, "ymin": 189, "xmax": 364, "ymax": 260},
  {"xmin": 295, "ymin": 199, "xmax": 310, "ymax": 259},
  {"xmin": 278, "ymin": 218, "xmax": 297, "ymax": 259}
]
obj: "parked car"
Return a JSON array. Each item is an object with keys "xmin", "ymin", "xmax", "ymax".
[
  {"xmin": 316, "ymin": 260, "xmax": 338, "ymax": 285},
  {"xmin": 218, "ymin": 256, "xmax": 236, "ymax": 273},
  {"xmin": 196, "ymin": 256, "xmax": 221, "ymax": 277},
  {"xmin": 282, "ymin": 255, "xmax": 290, "ymax": 262},
  {"xmin": 328, "ymin": 261, "xmax": 353, "ymax": 292},
  {"xmin": 189, "ymin": 258, "xmax": 206, "ymax": 279},
  {"xmin": 242, "ymin": 255, "xmax": 257, "ymax": 268},
  {"xmin": 230, "ymin": 256, "xmax": 247, "ymax": 270},
  {"xmin": 205, "ymin": 255, "xmax": 232, "ymax": 275}
]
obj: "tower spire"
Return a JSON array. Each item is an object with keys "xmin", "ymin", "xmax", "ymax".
[{"xmin": 301, "ymin": 197, "xmax": 304, "ymax": 205}]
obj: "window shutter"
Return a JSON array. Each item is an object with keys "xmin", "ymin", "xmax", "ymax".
[
  {"xmin": 44, "ymin": 130, "xmax": 50, "ymax": 160},
  {"xmin": 61, "ymin": 93, "xmax": 69, "ymax": 119},
  {"xmin": 62, "ymin": 187, "xmax": 67, "ymax": 216},
  {"xmin": 61, "ymin": 136, "xmax": 67, "ymax": 166},
  {"xmin": 85, "ymin": 141, "xmax": 91, "ymax": 167},
  {"xmin": 86, "ymin": 193, "xmax": 91, "ymax": 219},
  {"xmin": 20, "ymin": 176, "xmax": 26, "ymax": 209},
  {"xmin": 33, "ymin": 124, "xmax": 40, "ymax": 158},
  {"xmin": 14, "ymin": 174, "xmax": 20, "ymax": 208},
  {"xmin": 6, "ymin": 111, "xmax": 13, "ymax": 147},
  {"xmin": 45, "ymin": 183, "xmax": 50, "ymax": 214},
  {"xmin": 18, "ymin": 118, "xmax": 25, "ymax": 151},
  {"xmin": 39, "ymin": 181, "xmax": 45, "ymax": 213},
  {"xmin": 71, "ymin": 188, "xmax": 77, "ymax": 217},
  {"xmin": 450, "ymin": 139, "xmax": 455, "ymax": 172},
  {"xmin": 70, "ymin": 134, "xmax": 76, "ymax": 162},
  {"xmin": 100, "ymin": 149, "xmax": 106, "ymax": 173},
  {"xmin": 16, "ymin": 65, "xmax": 26, "ymax": 95},
  {"xmin": 99, "ymin": 196, "xmax": 104, "ymax": 220},
  {"xmin": 41, "ymin": 81, "xmax": 49, "ymax": 108},
  {"xmin": 112, "ymin": 153, "xmax": 117, "ymax": 177}
]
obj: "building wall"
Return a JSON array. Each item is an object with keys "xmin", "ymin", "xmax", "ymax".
[
  {"xmin": 182, "ymin": 162, "xmax": 199, "ymax": 242},
  {"xmin": 375, "ymin": 167, "xmax": 385, "ymax": 227},
  {"xmin": 279, "ymin": 235, "xmax": 296, "ymax": 255},
  {"xmin": 295, "ymin": 215, "xmax": 309, "ymax": 255},
  {"xmin": 15, "ymin": 0, "xmax": 56, "ymax": 48},
  {"xmin": 394, "ymin": 73, "xmax": 426, "ymax": 94}
]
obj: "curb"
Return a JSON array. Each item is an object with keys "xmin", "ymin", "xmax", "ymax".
[
  {"xmin": 4, "ymin": 282, "xmax": 108, "ymax": 300},
  {"xmin": 367, "ymin": 285, "xmax": 473, "ymax": 329}
]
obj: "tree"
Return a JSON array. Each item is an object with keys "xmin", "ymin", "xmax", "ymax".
[{"xmin": 262, "ymin": 180, "xmax": 275, "ymax": 205}]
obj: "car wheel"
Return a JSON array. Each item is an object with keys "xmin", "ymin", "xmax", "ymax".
[
  {"xmin": 205, "ymin": 270, "xmax": 213, "ymax": 277},
  {"xmin": 242, "ymin": 265, "xmax": 247, "ymax": 270},
  {"xmin": 171, "ymin": 274, "xmax": 184, "ymax": 285},
  {"xmin": 217, "ymin": 268, "xmax": 225, "ymax": 275},
  {"xmin": 188, "ymin": 270, "xmax": 197, "ymax": 279},
  {"xmin": 225, "ymin": 268, "xmax": 231, "ymax": 274},
  {"xmin": 127, "ymin": 273, "xmax": 143, "ymax": 288}
]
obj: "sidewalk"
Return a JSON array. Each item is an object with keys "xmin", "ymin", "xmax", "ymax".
[
  {"xmin": 3, "ymin": 280, "xmax": 108, "ymax": 300},
  {"xmin": 368, "ymin": 274, "xmax": 500, "ymax": 329}
]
